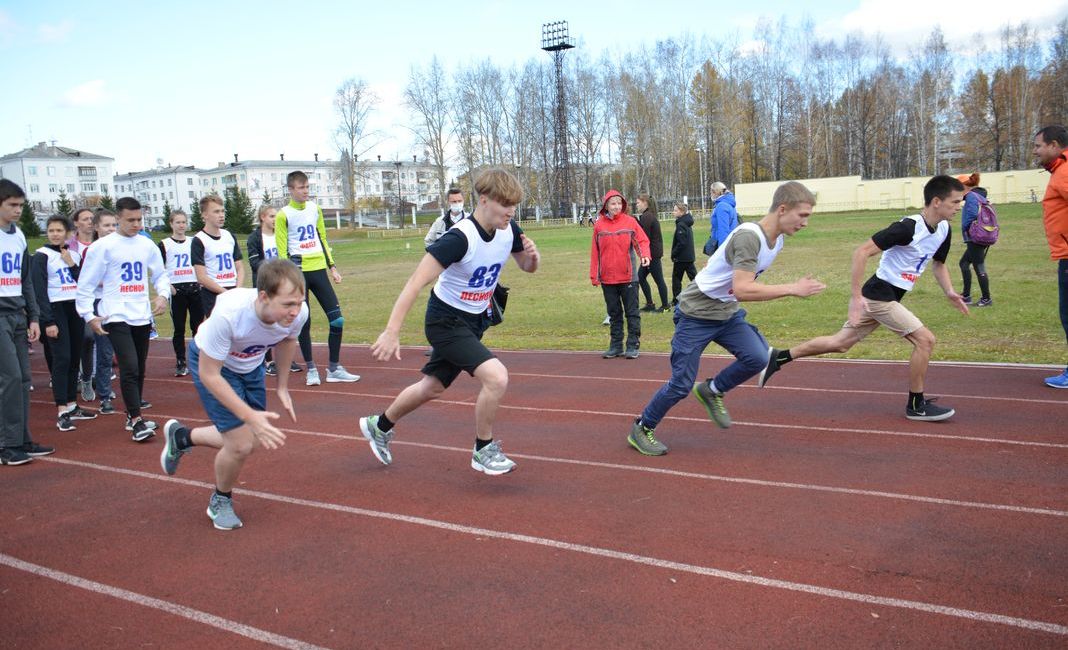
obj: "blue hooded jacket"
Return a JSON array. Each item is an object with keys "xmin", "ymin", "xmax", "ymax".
[{"xmin": 710, "ymin": 192, "xmax": 738, "ymax": 246}]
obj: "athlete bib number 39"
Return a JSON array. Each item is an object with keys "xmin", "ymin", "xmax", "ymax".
[
  {"xmin": 120, "ymin": 261, "xmax": 144, "ymax": 281},
  {"xmin": 467, "ymin": 264, "xmax": 501, "ymax": 288}
]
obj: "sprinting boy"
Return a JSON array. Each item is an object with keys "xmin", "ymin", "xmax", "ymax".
[
  {"xmin": 192, "ymin": 194, "xmax": 244, "ymax": 317},
  {"xmin": 76, "ymin": 197, "xmax": 170, "ymax": 441},
  {"xmin": 759, "ymin": 175, "xmax": 970, "ymax": 421},
  {"xmin": 160, "ymin": 259, "xmax": 308, "ymax": 530},
  {"xmin": 159, "ymin": 209, "xmax": 204, "ymax": 376},
  {"xmin": 360, "ymin": 167, "xmax": 540, "ymax": 475},
  {"xmin": 627, "ymin": 181, "xmax": 825, "ymax": 456},
  {"xmin": 275, "ymin": 171, "xmax": 359, "ymax": 386},
  {"xmin": 0, "ymin": 179, "xmax": 54, "ymax": 465}
]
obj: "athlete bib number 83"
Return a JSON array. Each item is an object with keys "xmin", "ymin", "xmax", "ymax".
[{"xmin": 467, "ymin": 264, "xmax": 501, "ymax": 288}]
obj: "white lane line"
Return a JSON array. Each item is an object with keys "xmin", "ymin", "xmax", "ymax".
[
  {"xmin": 0, "ymin": 553, "xmax": 330, "ymax": 650},
  {"xmin": 34, "ymin": 457, "xmax": 1068, "ymax": 637},
  {"xmin": 32, "ymin": 402, "xmax": 1068, "ymax": 518}
]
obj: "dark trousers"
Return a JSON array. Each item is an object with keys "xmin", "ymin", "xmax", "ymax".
[
  {"xmin": 671, "ymin": 260, "xmax": 697, "ymax": 303},
  {"xmin": 602, "ymin": 283, "xmax": 640, "ymax": 350},
  {"xmin": 171, "ymin": 286, "xmax": 204, "ymax": 363},
  {"xmin": 298, "ymin": 269, "xmax": 343, "ymax": 366},
  {"xmin": 638, "ymin": 258, "xmax": 669, "ymax": 308},
  {"xmin": 200, "ymin": 287, "xmax": 221, "ymax": 317},
  {"xmin": 958, "ymin": 242, "xmax": 991, "ymax": 300},
  {"xmin": 105, "ymin": 322, "xmax": 150, "ymax": 419},
  {"xmin": 43, "ymin": 301, "xmax": 84, "ymax": 406},
  {"xmin": 1059, "ymin": 260, "xmax": 1068, "ymax": 354},
  {"xmin": 79, "ymin": 326, "xmax": 94, "ymax": 382},
  {"xmin": 0, "ymin": 311, "xmax": 32, "ymax": 448}
]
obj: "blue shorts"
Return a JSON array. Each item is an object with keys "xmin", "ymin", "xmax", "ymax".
[{"xmin": 188, "ymin": 340, "xmax": 266, "ymax": 434}]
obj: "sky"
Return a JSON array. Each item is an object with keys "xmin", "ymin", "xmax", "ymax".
[{"xmin": 2, "ymin": 0, "xmax": 1065, "ymax": 175}]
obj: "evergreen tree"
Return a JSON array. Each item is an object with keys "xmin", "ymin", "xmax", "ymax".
[
  {"xmin": 189, "ymin": 199, "xmax": 204, "ymax": 232},
  {"xmin": 161, "ymin": 200, "xmax": 173, "ymax": 234},
  {"xmin": 262, "ymin": 190, "xmax": 272, "ymax": 206},
  {"xmin": 99, "ymin": 190, "xmax": 114, "ymax": 210},
  {"xmin": 223, "ymin": 186, "xmax": 254, "ymax": 234},
  {"xmin": 55, "ymin": 189, "xmax": 74, "ymax": 218},
  {"xmin": 19, "ymin": 202, "xmax": 41, "ymax": 237}
]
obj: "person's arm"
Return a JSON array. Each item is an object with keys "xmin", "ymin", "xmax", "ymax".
[
  {"xmin": 370, "ymin": 253, "xmax": 447, "ymax": 361},
  {"xmin": 75, "ymin": 244, "xmax": 106, "ymax": 333},
  {"xmin": 147, "ymin": 243, "xmax": 171, "ymax": 314},
  {"xmin": 633, "ymin": 218, "xmax": 651, "ymax": 265},
  {"xmin": 711, "ymin": 202, "xmax": 724, "ymax": 244},
  {"xmin": 960, "ymin": 193, "xmax": 979, "ymax": 233},
  {"xmin": 931, "ymin": 260, "xmax": 969, "ymax": 315},
  {"xmin": 512, "ymin": 234, "xmax": 540, "ymax": 273},
  {"xmin": 232, "ymin": 239, "xmax": 246, "ymax": 288},
  {"xmin": 846, "ymin": 239, "xmax": 882, "ymax": 325},
  {"xmin": 424, "ymin": 217, "xmax": 445, "ymax": 247},
  {"xmin": 315, "ymin": 205, "xmax": 335, "ymax": 268},
  {"xmin": 589, "ymin": 226, "xmax": 601, "ymax": 285},
  {"xmin": 30, "ymin": 251, "xmax": 54, "ymax": 333},
  {"xmin": 274, "ymin": 209, "xmax": 290, "ymax": 261}
]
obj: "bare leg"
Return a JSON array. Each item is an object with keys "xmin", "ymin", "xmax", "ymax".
[
  {"xmin": 903, "ymin": 327, "xmax": 936, "ymax": 393},
  {"xmin": 790, "ymin": 326, "xmax": 865, "ymax": 359},
  {"xmin": 384, "ymin": 375, "xmax": 446, "ymax": 423},
  {"xmin": 189, "ymin": 424, "xmax": 255, "ymax": 493},
  {"xmin": 472, "ymin": 359, "xmax": 508, "ymax": 441}
]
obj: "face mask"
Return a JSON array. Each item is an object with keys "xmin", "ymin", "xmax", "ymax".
[{"xmin": 449, "ymin": 202, "xmax": 463, "ymax": 214}]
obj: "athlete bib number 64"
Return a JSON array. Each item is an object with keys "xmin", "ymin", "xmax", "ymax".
[{"xmin": 467, "ymin": 264, "xmax": 501, "ymax": 288}]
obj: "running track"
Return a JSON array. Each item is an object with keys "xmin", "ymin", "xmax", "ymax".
[{"xmin": 3, "ymin": 343, "xmax": 1066, "ymax": 648}]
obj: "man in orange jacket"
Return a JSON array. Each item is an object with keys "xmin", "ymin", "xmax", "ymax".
[{"xmin": 1034, "ymin": 125, "xmax": 1068, "ymax": 389}]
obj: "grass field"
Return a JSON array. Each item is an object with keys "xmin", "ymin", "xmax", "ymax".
[{"xmin": 37, "ymin": 200, "xmax": 1063, "ymax": 365}]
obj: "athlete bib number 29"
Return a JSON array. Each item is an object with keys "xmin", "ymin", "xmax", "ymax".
[{"xmin": 467, "ymin": 264, "xmax": 501, "ymax": 288}]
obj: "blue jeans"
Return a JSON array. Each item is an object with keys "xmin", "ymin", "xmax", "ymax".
[
  {"xmin": 640, "ymin": 308, "xmax": 768, "ymax": 429},
  {"xmin": 93, "ymin": 332, "xmax": 114, "ymax": 400}
]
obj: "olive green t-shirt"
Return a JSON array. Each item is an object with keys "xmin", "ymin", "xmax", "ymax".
[{"xmin": 677, "ymin": 228, "xmax": 763, "ymax": 321}]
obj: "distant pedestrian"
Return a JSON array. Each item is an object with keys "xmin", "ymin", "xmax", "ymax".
[
  {"xmin": 955, "ymin": 173, "xmax": 993, "ymax": 307},
  {"xmin": 705, "ymin": 181, "xmax": 738, "ymax": 255},
  {"xmin": 636, "ymin": 193, "xmax": 670, "ymax": 312},
  {"xmin": 424, "ymin": 187, "xmax": 469, "ymax": 247},
  {"xmin": 669, "ymin": 202, "xmax": 697, "ymax": 305}
]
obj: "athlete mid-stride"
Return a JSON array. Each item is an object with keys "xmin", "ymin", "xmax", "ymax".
[
  {"xmin": 274, "ymin": 170, "xmax": 359, "ymax": 387},
  {"xmin": 360, "ymin": 167, "xmax": 540, "ymax": 475}
]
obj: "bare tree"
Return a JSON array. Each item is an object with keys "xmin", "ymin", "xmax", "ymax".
[
  {"xmin": 405, "ymin": 57, "xmax": 452, "ymax": 207},
  {"xmin": 334, "ymin": 77, "xmax": 380, "ymax": 216}
]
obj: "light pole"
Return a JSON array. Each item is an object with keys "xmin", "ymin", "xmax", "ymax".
[{"xmin": 695, "ymin": 148, "xmax": 706, "ymax": 212}]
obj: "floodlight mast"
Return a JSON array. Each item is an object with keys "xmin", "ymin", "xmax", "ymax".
[{"xmin": 541, "ymin": 20, "xmax": 576, "ymax": 218}]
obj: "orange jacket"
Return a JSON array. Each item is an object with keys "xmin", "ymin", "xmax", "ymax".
[{"xmin": 1043, "ymin": 152, "xmax": 1068, "ymax": 260}]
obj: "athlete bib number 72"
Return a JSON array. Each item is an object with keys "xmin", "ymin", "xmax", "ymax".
[{"xmin": 467, "ymin": 264, "xmax": 501, "ymax": 288}]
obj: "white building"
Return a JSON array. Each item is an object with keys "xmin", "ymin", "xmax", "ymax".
[
  {"xmin": 113, "ymin": 162, "xmax": 200, "ymax": 228},
  {"xmin": 0, "ymin": 141, "xmax": 114, "ymax": 214}
]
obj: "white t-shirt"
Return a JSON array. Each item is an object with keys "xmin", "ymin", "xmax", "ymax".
[
  {"xmin": 194, "ymin": 288, "xmax": 309, "ymax": 374},
  {"xmin": 75, "ymin": 232, "xmax": 170, "ymax": 326}
]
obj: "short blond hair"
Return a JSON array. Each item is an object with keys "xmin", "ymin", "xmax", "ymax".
[
  {"xmin": 474, "ymin": 167, "xmax": 523, "ymax": 207},
  {"xmin": 769, "ymin": 181, "xmax": 816, "ymax": 213}
]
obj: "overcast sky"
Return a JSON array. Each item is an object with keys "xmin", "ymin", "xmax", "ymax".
[{"xmin": 2, "ymin": 0, "xmax": 1065, "ymax": 174}]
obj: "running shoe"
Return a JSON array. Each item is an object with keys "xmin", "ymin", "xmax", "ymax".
[
  {"xmin": 264, "ymin": 361, "xmax": 277, "ymax": 376},
  {"xmin": 175, "ymin": 362, "xmax": 189, "ymax": 377},
  {"xmin": 160, "ymin": 419, "xmax": 189, "ymax": 475},
  {"xmin": 905, "ymin": 398, "xmax": 955, "ymax": 422},
  {"xmin": 471, "ymin": 440, "xmax": 516, "ymax": 475},
  {"xmin": 1045, "ymin": 370, "xmax": 1068, "ymax": 389},
  {"xmin": 19, "ymin": 442, "xmax": 55, "ymax": 457},
  {"xmin": 627, "ymin": 418, "xmax": 667, "ymax": 456},
  {"xmin": 359, "ymin": 415, "xmax": 393, "ymax": 465},
  {"xmin": 130, "ymin": 420, "xmax": 156, "ymax": 442},
  {"xmin": 125, "ymin": 415, "xmax": 158, "ymax": 432},
  {"xmin": 79, "ymin": 379, "xmax": 95, "ymax": 402},
  {"xmin": 306, "ymin": 368, "xmax": 321, "ymax": 386},
  {"xmin": 67, "ymin": 406, "xmax": 97, "ymax": 420},
  {"xmin": 692, "ymin": 380, "xmax": 732, "ymax": 428},
  {"xmin": 326, "ymin": 366, "xmax": 361, "ymax": 383},
  {"xmin": 0, "ymin": 448, "xmax": 32, "ymax": 466},
  {"xmin": 99, "ymin": 400, "xmax": 116, "ymax": 415},
  {"xmin": 207, "ymin": 492, "xmax": 242, "ymax": 530},
  {"xmin": 57, "ymin": 413, "xmax": 76, "ymax": 432}
]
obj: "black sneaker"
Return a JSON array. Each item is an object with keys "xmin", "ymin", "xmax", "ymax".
[
  {"xmin": 125, "ymin": 415, "xmax": 158, "ymax": 432},
  {"xmin": 67, "ymin": 406, "xmax": 97, "ymax": 420},
  {"xmin": 905, "ymin": 398, "xmax": 955, "ymax": 422},
  {"xmin": 175, "ymin": 362, "xmax": 189, "ymax": 377},
  {"xmin": 640, "ymin": 304, "xmax": 657, "ymax": 313},
  {"xmin": 99, "ymin": 400, "xmax": 116, "ymax": 415},
  {"xmin": 758, "ymin": 346, "xmax": 780, "ymax": 388},
  {"xmin": 140, "ymin": 399, "xmax": 152, "ymax": 410},
  {"xmin": 57, "ymin": 413, "xmax": 76, "ymax": 432},
  {"xmin": 0, "ymin": 447, "xmax": 32, "ymax": 465},
  {"xmin": 264, "ymin": 361, "xmax": 277, "ymax": 376},
  {"xmin": 289, "ymin": 362, "xmax": 303, "ymax": 373},
  {"xmin": 20, "ymin": 442, "xmax": 55, "ymax": 457},
  {"xmin": 602, "ymin": 346, "xmax": 623, "ymax": 359},
  {"xmin": 130, "ymin": 420, "xmax": 156, "ymax": 443}
]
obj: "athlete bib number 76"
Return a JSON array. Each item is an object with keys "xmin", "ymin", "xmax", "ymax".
[{"xmin": 467, "ymin": 264, "xmax": 501, "ymax": 288}]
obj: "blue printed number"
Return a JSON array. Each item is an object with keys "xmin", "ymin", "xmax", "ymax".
[
  {"xmin": 297, "ymin": 225, "xmax": 316, "ymax": 241},
  {"xmin": 174, "ymin": 253, "xmax": 190, "ymax": 267},
  {"xmin": 1, "ymin": 252, "xmax": 22, "ymax": 274},
  {"xmin": 217, "ymin": 253, "xmax": 234, "ymax": 271},
  {"xmin": 55, "ymin": 267, "xmax": 75, "ymax": 284},
  {"xmin": 466, "ymin": 263, "xmax": 501, "ymax": 288},
  {"xmin": 265, "ymin": 248, "xmax": 278, "ymax": 259},
  {"xmin": 119, "ymin": 261, "xmax": 143, "ymax": 282},
  {"xmin": 914, "ymin": 255, "xmax": 928, "ymax": 272}
]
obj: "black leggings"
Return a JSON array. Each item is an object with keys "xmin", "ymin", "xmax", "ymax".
[
  {"xmin": 638, "ymin": 258, "xmax": 669, "ymax": 308},
  {"xmin": 958, "ymin": 242, "xmax": 991, "ymax": 300},
  {"xmin": 671, "ymin": 260, "xmax": 697, "ymax": 303},
  {"xmin": 105, "ymin": 322, "xmax": 150, "ymax": 419},
  {"xmin": 170, "ymin": 285, "xmax": 204, "ymax": 363},
  {"xmin": 298, "ymin": 269, "xmax": 343, "ymax": 366},
  {"xmin": 43, "ymin": 301, "xmax": 84, "ymax": 405}
]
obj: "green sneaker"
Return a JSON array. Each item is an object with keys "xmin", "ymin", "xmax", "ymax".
[
  {"xmin": 359, "ymin": 415, "xmax": 393, "ymax": 465},
  {"xmin": 692, "ymin": 381, "xmax": 732, "ymax": 428},
  {"xmin": 627, "ymin": 419, "xmax": 667, "ymax": 456}
]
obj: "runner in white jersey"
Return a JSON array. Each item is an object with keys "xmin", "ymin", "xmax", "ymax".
[
  {"xmin": 361, "ymin": 168, "xmax": 540, "ymax": 475},
  {"xmin": 159, "ymin": 209, "xmax": 203, "ymax": 377},
  {"xmin": 246, "ymin": 204, "xmax": 298, "ymax": 377},
  {"xmin": 759, "ymin": 175, "xmax": 970, "ymax": 422},
  {"xmin": 626, "ymin": 182, "xmax": 826, "ymax": 457},
  {"xmin": 191, "ymin": 194, "xmax": 244, "ymax": 317},
  {"xmin": 159, "ymin": 259, "xmax": 307, "ymax": 531},
  {"xmin": 76, "ymin": 197, "xmax": 171, "ymax": 442},
  {"xmin": 32, "ymin": 215, "xmax": 98, "ymax": 431}
]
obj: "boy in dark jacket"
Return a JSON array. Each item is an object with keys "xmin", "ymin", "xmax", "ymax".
[
  {"xmin": 670, "ymin": 202, "xmax": 697, "ymax": 304},
  {"xmin": 590, "ymin": 190, "xmax": 650, "ymax": 359}
]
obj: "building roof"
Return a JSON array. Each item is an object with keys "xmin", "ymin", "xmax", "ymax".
[
  {"xmin": 0, "ymin": 142, "xmax": 113, "ymax": 162},
  {"xmin": 115, "ymin": 165, "xmax": 198, "ymax": 179}
]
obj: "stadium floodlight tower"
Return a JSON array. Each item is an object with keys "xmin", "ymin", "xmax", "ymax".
[{"xmin": 541, "ymin": 20, "xmax": 576, "ymax": 218}]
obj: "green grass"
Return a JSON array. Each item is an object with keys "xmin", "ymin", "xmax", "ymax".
[{"xmin": 38, "ymin": 202, "xmax": 1061, "ymax": 364}]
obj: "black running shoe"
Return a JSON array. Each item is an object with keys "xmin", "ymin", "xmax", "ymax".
[
  {"xmin": 67, "ymin": 406, "xmax": 97, "ymax": 420},
  {"xmin": 758, "ymin": 346, "xmax": 780, "ymax": 388},
  {"xmin": 57, "ymin": 413, "xmax": 76, "ymax": 432},
  {"xmin": 20, "ymin": 442, "xmax": 55, "ymax": 457},
  {"xmin": 0, "ymin": 447, "xmax": 32, "ymax": 465},
  {"xmin": 175, "ymin": 362, "xmax": 189, "ymax": 377},
  {"xmin": 905, "ymin": 398, "xmax": 955, "ymax": 422}
]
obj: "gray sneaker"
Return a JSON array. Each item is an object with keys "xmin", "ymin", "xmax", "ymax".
[
  {"xmin": 326, "ymin": 366, "xmax": 361, "ymax": 383},
  {"xmin": 627, "ymin": 418, "xmax": 667, "ymax": 456},
  {"xmin": 359, "ymin": 415, "xmax": 393, "ymax": 465},
  {"xmin": 306, "ymin": 368, "xmax": 321, "ymax": 386},
  {"xmin": 160, "ymin": 419, "xmax": 189, "ymax": 475},
  {"xmin": 471, "ymin": 440, "xmax": 516, "ymax": 475},
  {"xmin": 692, "ymin": 380, "xmax": 732, "ymax": 428},
  {"xmin": 79, "ymin": 379, "xmax": 95, "ymax": 402},
  {"xmin": 206, "ymin": 492, "xmax": 243, "ymax": 530}
]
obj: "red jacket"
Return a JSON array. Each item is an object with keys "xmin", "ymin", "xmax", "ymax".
[
  {"xmin": 589, "ymin": 190, "xmax": 650, "ymax": 285},
  {"xmin": 1043, "ymin": 152, "xmax": 1068, "ymax": 260}
]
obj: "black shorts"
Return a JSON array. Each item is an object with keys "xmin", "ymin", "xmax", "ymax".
[{"xmin": 421, "ymin": 309, "xmax": 494, "ymax": 389}]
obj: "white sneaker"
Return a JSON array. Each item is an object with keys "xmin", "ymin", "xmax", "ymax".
[
  {"xmin": 306, "ymin": 368, "xmax": 321, "ymax": 386},
  {"xmin": 326, "ymin": 366, "xmax": 361, "ymax": 383},
  {"xmin": 471, "ymin": 440, "xmax": 516, "ymax": 475}
]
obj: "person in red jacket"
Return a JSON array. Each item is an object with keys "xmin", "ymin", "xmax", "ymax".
[
  {"xmin": 1034, "ymin": 125, "xmax": 1068, "ymax": 388},
  {"xmin": 590, "ymin": 190, "xmax": 650, "ymax": 359}
]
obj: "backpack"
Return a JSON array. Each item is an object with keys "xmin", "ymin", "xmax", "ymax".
[{"xmin": 967, "ymin": 195, "xmax": 999, "ymax": 246}]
